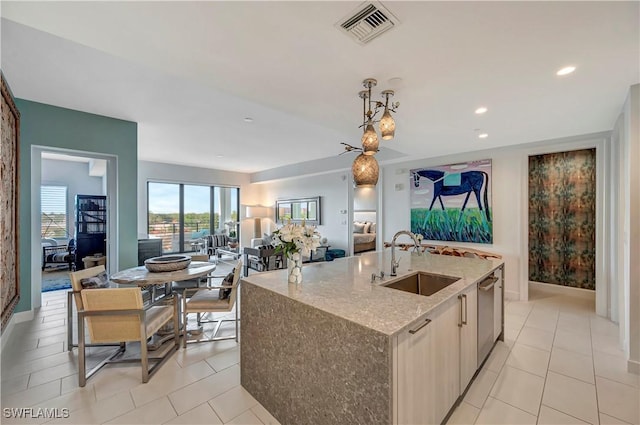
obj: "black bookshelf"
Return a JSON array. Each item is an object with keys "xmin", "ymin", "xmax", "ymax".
[{"xmin": 75, "ymin": 195, "xmax": 107, "ymax": 270}]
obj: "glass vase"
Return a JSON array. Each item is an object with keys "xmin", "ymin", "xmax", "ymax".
[{"xmin": 287, "ymin": 251, "xmax": 303, "ymax": 284}]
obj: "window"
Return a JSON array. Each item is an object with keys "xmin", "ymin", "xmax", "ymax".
[
  {"xmin": 148, "ymin": 183, "xmax": 180, "ymax": 253},
  {"xmin": 148, "ymin": 182, "xmax": 239, "ymax": 254},
  {"xmin": 41, "ymin": 185, "xmax": 68, "ymax": 238}
]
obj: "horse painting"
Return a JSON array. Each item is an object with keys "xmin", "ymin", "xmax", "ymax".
[{"xmin": 412, "ymin": 169, "xmax": 491, "ymax": 222}]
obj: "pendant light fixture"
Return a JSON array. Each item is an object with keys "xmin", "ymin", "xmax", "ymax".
[
  {"xmin": 379, "ymin": 90, "xmax": 396, "ymax": 140},
  {"xmin": 341, "ymin": 78, "xmax": 400, "ymax": 188},
  {"xmin": 359, "ymin": 88, "xmax": 379, "ymax": 155},
  {"xmin": 352, "ymin": 153, "xmax": 379, "ymax": 188}
]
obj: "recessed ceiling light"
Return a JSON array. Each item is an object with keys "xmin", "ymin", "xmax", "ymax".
[
  {"xmin": 216, "ymin": 155, "xmax": 224, "ymax": 158},
  {"xmin": 243, "ymin": 117, "xmax": 254, "ymax": 123},
  {"xmin": 556, "ymin": 66, "xmax": 576, "ymax": 76},
  {"xmin": 478, "ymin": 133, "xmax": 489, "ymax": 139},
  {"xmin": 475, "ymin": 107, "xmax": 488, "ymax": 115}
]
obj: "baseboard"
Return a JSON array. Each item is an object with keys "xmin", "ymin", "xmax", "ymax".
[
  {"xmin": 529, "ymin": 281, "xmax": 596, "ymax": 300},
  {"xmin": 628, "ymin": 358, "xmax": 640, "ymax": 375},
  {"xmin": 1, "ymin": 309, "xmax": 34, "ymax": 353},
  {"xmin": 504, "ymin": 290, "xmax": 520, "ymax": 301}
]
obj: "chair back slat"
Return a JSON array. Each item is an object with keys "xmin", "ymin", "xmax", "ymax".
[
  {"xmin": 227, "ymin": 259, "xmax": 243, "ymax": 307},
  {"xmin": 69, "ymin": 265, "xmax": 106, "ymax": 311},
  {"xmin": 190, "ymin": 254, "xmax": 209, "ymax": 262},
  {"xmin": 81, "ymin": 288, "xmax": 144, "ymax": 343}
]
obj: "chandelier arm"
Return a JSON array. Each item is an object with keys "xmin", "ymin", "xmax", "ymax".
[{"xmin": 363, "ymin": 92, "xmax": 367, "ymax": 127}]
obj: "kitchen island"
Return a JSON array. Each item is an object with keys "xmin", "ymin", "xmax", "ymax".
[{"xmin": 240, "ymin": 250, "xmax": 504, "ymax": 425}]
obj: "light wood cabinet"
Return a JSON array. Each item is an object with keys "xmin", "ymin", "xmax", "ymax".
[
  {"xmin": 396, "ymin": 313, "xmax": 437, "ymax": 425},
  {"xmin": 395, "ymin": 296, "xmax": 460, "ymax": 425},
  {"xmin": 459, "ymin": 285, "xmax": 478, "ymax": 393},
  {"xmin": 434, "ymin": 296, "xmax": 461, "ymax": 422},
  {"xmin": 395, "ymin": 285, "xmax": 483, "ymax": 424}
]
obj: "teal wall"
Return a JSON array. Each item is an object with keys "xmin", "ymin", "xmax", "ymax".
[{"xmin": 15, "ymin": 99, "xmax": 137, "ymax": 313}]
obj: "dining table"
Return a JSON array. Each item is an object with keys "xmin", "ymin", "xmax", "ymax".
[{"xmin": 110, "ymin": 261, "xmax": 216, "ymax": 349}]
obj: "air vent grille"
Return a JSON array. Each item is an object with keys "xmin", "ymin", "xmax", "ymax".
[{"xmin": 336, "ymin": 2, "xmax": 399, "ymax": 45}]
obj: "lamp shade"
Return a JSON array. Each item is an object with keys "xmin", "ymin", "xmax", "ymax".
[
  {"xmin": 352, "ymin": 154, "xmax": 379, "ymax": 188},
  {"xmin": 246, "ymin": 205, "xmax": 270, "ymax": 239},
  {"xmin": 379, "ymin": 109, "xmax": 395, "ymax": 140},
  {"xmin": 245, "ymin": 206, "xmax": 270, "ymax": 218},
  {"xmin": 361, "ymin": 123, "xmax": 379, "ymax": 155}
]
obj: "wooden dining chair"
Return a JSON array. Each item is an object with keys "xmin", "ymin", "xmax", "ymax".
[
  {"xmin": 67, "ymin": 265, "xmax": 114, "ymax": 351},
  {"xmin": 182, "ymin": 259, "xmax": 242, "ymax": 347},
  {"xmin": 171, "ymin": 254, "xmax": 210, "ymax": 298},
  {"xmin": 77, "ymin": 287, "xmax": 179, "ymax": 386}
]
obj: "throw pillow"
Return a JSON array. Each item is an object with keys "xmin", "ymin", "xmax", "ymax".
[
  {"xmin": 369, "ymin": 222, "xmax": 377, "ymax": 233},
  {"xmin": 353, "ymin": 222, "xmax": 366, "ymax": 234},
  {"xmin": 364, "ymin": 222, "xmax": 372, "ymax": 233},
  {"xmin": 263, "ymin": 233, "xmax": 273, "ymax": 245},
  {"xmin": 80, "ymin": 271, "xmax": 110, "ymax": 289},
  {"xmin": 218, "ymin": 269, "xmax": 235, "ymax": 300}
]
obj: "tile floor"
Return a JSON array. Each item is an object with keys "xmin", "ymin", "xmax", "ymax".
[
  {"xmin": 1, "ymin": 284, "xmax": 638, "ymax": 425},
  {"xmin": 447, "ymin": 287, "xmax": 640, "ymax": 425}
]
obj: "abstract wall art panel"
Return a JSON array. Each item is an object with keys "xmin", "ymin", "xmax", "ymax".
[
  {"xmin": 528, "ymin": 149, "xmax": 596, "ymax": 289},
  {"xmin": 410, "ymin": 159, "xmax": 492, "ymax": 244},
  {"xmin": 1, "ymin": 72, "xmax": 20, "ymax": 331}
]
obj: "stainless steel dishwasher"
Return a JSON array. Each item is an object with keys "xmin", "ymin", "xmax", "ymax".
[{"xmin": 477, "ymin": 274, "xmax": 498, "ymax": 367}]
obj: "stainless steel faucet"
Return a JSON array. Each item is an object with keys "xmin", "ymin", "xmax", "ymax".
[
  {"xmin": 390, "ymin": 230, "xmax": 422, "ymax": 276},
  {"xmin": 371, "ymin": 271, "xmax": 385, "ymax": 283}
]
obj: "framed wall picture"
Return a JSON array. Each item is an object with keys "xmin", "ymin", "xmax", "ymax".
[
  {"xmin": 1, "ymin": 72, "xmax": 20, "ymax": 331},
  {"xmin": 276, "ymin": 197, "xmax": 321, "ymax": 225},
  {"xmin": 410, "ymin": 159, "xmax": 492, "ymax": 244}
]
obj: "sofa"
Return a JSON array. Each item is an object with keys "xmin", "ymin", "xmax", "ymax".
[
  {"xmin": 207, "ymin": 234, "xmax": 231, "ymax": 258},
  {"xmin": 42, "ymin": 238, "xmax": 76, "ymax": 271}
]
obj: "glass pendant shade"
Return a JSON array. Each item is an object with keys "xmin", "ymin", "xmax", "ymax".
[
  {"xmin": 361, "ymin": 123, "xmax": 379, "ymax": 155},
  {"xmin": 352, "ymin": 153, "xmax": 379, "ymax": 188},
  {"xmin": 379, "ymin": 109, "xmax": 395, "ymax": 140}
]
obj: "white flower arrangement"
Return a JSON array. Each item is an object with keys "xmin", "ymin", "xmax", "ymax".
[{"xmin": 272, "ymin": 221, "xmax": 321, "ymax": 258}]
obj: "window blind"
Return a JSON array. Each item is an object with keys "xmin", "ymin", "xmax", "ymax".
[{"xmin": 41, "ymin": 185, "xmax": 68, "ymax": 238}]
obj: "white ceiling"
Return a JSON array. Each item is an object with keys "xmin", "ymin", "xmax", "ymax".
[{"xmin": 2, "ymin": 1, "xmax": 638, "ymax": 174}]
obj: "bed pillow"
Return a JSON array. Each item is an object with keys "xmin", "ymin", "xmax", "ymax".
[
  {"xmin": 353, "ymin": 222, "xmax": 366, "ymax": 234},
  {"xmin": 364, "ymin": 222, "xmax": 372, "ymax": 233},
  {"xmin": 80, "ymin": 271, "xmax": 110, "ymax": 289},
  {"xmin": 369, "ymin": 222, "xmax": 376, "ymax": 233}
]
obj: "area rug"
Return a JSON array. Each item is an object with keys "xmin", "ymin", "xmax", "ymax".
[{"xmin": 42, "ymin": 269, "xmax": 72, "ymax": 293}]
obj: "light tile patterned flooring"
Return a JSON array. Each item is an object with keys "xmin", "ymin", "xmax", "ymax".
[
  {"xmin": 447, "ymin": 287, "xmax": 640, "ymax": 425},
  {"xmin": 1, "ymin": 284, "xmax": 638, "ymax": 425}
]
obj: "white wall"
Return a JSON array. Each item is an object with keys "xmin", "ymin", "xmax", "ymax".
[
  {"xmin": 616, "ymin": 84, "xmax": 640, "ymax": 373},
  {"xmin": 41, "ymin": 158, "xmax": 105, "ymax": 238},
  {"xmin": 381, "ymin": 133, "xmax": 609, "ymax": 301},
  {"xmin": 137, "ymin": 160, "xmax": 261, "ymax": 248},
  {"xmin": 257, "ymin": 171, "xmax": 351, "ymax": 252},
  {"xmin": 354, "ymin": 187, "xmax": 377, "ymax": 211}
]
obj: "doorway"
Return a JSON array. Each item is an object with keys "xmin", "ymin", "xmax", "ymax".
[
  {"xmin": 31, "ymin": 147, "xmax": 118, "ymax": 309},
  {"xmin": 352, "ymin": 187, "xmax": 379, "ymax": 255}
]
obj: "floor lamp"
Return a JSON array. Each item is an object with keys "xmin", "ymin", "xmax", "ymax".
[{"xmin": 246, "ymin": 206, "xmax": 270, "ymax": 239}]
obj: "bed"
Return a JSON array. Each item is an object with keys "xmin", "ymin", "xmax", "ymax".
[{"xmin": 353, "ymin": 221, "xmax": 376, "ymax": 254}]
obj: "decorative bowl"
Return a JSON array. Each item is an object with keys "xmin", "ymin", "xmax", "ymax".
[{"xmin": 144, "ymin": 255, "xmax": 191, "ymax": 272}]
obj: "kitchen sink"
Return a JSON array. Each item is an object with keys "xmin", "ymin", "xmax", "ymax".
[{"xmin": 384, "ymin": 272, "xmax": 460, "ymax": 296}]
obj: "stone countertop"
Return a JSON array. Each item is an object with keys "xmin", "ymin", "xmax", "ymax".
[{"xmin": 241, "ymin": 251, "xmax": 504, "ymax": 336}]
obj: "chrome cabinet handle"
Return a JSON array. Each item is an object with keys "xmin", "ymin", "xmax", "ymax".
[
  {"xmin": 479, "ymin": 276, "xmax": 498, "ymax": 291},
  {"xmin": 462, "ymin": 293, "xmax": 468, "ymax": 325},
  {"xmin": 409, "ymin": 318, "xmax": 432, "ymax": 334},
  {"xmin": 458, "ymin": 295, "xmax": 463, "ymax": 327}
]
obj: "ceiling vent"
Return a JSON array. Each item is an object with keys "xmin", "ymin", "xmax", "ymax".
[{"xmin": 336, "ymin": 1, "xmax": 399, "ymax": 45}]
